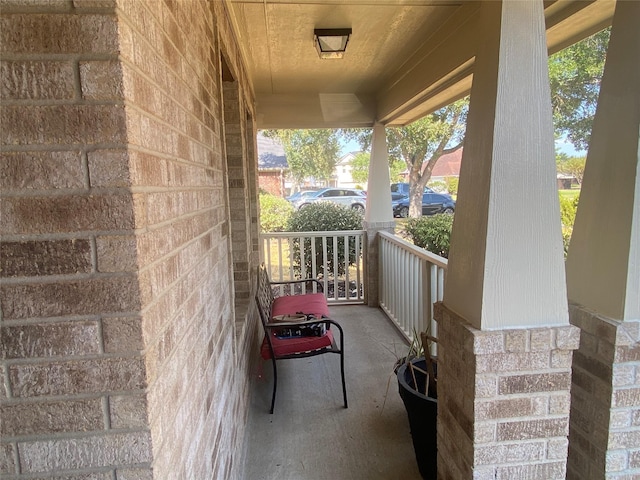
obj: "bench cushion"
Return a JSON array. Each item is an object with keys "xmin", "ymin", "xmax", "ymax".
[
  {"xmin": 271, "ymin": 292, "xmax": 330, "ymax": 318},
  {"xmin": 261, "ymin": 329, "xmax": 334, "ymax": 359}
]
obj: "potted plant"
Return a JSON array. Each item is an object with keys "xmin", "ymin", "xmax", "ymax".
[{"xmin": 396, "ymin": 332, "xmax": 438, "ymax": 480}]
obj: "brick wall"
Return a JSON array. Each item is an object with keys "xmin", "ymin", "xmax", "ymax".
[
  {"xmin": 115, "ymin": 0, "xmax": 259, "ymax": 478},
  {"xmin": 223, "ymin": 79, "xmax": 252, "ymax": 322},
  {"xmin": 435, "ymin": 303, "xmax": 580, "ymax": 479},
  {"xmin": 245, "ymin": 117, "xmax": 260, "ymax": 269},
  {"xmin": 0, "ymin": 1, "xmax": 151, "ymax": 477},
  {"xmin": 1, "ymin": 1, "xmax": 259, "ymax": 478},
  {"xmin": 567, "ymin": 305, "xmax": 640, "ymax": 479},
  {"xmin": 258, "ymin": 170, "xmax": 286, "ymax": 196}
]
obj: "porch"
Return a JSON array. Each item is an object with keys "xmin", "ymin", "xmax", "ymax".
[
  {"xmin": 243, "ymin": 305, "xmax": 422, "ymax": 480},
  {"xmin": 1, "ymin": 1, "xmax": 638, "ymax": 479},
  {"xmin": 241, "ymin": 229, "xmax": 441, "ymax": 478}
]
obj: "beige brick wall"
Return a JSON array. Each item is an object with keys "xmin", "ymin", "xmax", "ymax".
[
  {"xmin": 117, "ymin": 0, "xmax": 258, "ymax": 478},
  {"xmin": 567, "ymin": 305, "xmax": 640, "ymax": 480},
  {"xmin": 1, "ymin": 0, "xmax": 259, "ymax": 478},
  {"xmin": 223, "ymin": 80, "xmax": 250, "ymax": 319},
  {"xmin": 245, "ymin": 120, "xmax": 260, "ymax": 268},
  {"xmin": 435, "ymin": 303, "xmax": 580, "ymax": 479},
  {"xmin": 0, "ymin": 1, "xmax": 151, "ymax": 477}
]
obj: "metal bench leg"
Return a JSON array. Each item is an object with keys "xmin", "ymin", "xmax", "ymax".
[
  {"xmin": 337, "ymin": 324, "xmax": 348, "ymax": 409},
  {"xmin": 270, "ymin": 357, "xmax": 278, "ymax": 414},
  {"xmin": 340, "ymin": 349, "xmax": 348, "ymax": 408}
]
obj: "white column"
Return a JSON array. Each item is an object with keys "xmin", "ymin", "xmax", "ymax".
[
  {"xmin": 437, "ymin": 4, "xmax": 579, "ymax": 477},
  {"xmin": 566, "ymin": 1, "xmax": 640, "ymax": 321},
  {"xmin": 363, "ymin": 122, "xmax": 395, "ymax": 306},
  {"xmin": 565, "ymin": 4, "xmax": 640, "ymax": 477},
  {"xmin": 444, "ymin": 0, "xmax": 568, "ymax": 330},
  {"xmin": 364, "ymin": 122, "xmax": 394, "ymax": 223}
]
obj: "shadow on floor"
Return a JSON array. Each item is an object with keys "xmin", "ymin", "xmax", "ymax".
[{"xmin": 242, "ymin": 305, "xmax": 423, "ymax": 480}]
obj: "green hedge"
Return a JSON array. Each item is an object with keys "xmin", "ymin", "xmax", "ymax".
[
  {"xmin": 259, "ymin": 193, "xmax": 293, "ymax": 232},
  {"xmin": 286, "ymin": 203, "xmax": 363, "ymax": 277},
  {"xmin": 404, "ymin": 214, "xmax": 454, "ymax": 259},
  {"xmin": 559, "ymin": 193, "xmax": 579, "ymax": 256},
  {"xmin": 403, "ymin": 192, "xmax": 580, "ymax": 259}
]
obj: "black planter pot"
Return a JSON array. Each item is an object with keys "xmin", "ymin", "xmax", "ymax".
[{"xmin": 397, "ymin": 357, "xmax": 437, "ymax": 480}]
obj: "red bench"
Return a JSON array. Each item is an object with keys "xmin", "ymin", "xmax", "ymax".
[{"xmin": 255, "ymin": 263, "xmax": 347, "ymax": 414}]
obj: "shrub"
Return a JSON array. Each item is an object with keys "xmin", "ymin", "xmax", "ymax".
[
  {"xmin": 559, "ymin": 193, "xmax": 579, "ymax": 228},
  {"xmin": 404, "ymin": 214, "xmax": 454, "ymax": 258},
  {"xmin": 286, "ymin": 202, "xmax": 363, "ymax": 276},
  {"xmin": 559, "ymin": 192, "xmax": 579, "ymax": 256},
  {"xmin": 445, "ymin": 177, "xmax": 459, "ymax": 196},
  {"xmin": 259, "ymin": 193, "xmax": 293, "ymax": 232},
  {"xmin": 401, "ymin": 192, "xmax": 579, "ymax": 259},
  {"xmin": 427, "ymin": 180, "xmax": 447, "ymax": 193}
]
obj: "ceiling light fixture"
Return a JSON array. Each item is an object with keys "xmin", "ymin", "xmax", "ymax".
[{"xmin": 313, "ymin": 28, "xmax": 352, "ymax": 59}]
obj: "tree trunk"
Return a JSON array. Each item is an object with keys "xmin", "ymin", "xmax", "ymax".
[{"xmin": 408, "ymin": 166, "xmax": 423, "ymax": 217}]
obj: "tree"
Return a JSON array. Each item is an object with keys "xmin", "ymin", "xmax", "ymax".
[
  {"xmin": 350, "ymin": 152, "xmax": 370, "ymax": 184},
  {"xmin": 334, "ymin": 31, "xmax": 606, "ymax": 218},
  {"xmin": 341, "ymin": 98, "xmax": 468, "ymax": 217},
  {"xmin": 557, "ymin": 156, "xmax": 586, "ymax": 186},
  {"xmin": 549, "ymin": 28, "xmax": 610, "ymax": 151},
  {"xmin": 350, "ymin": 152, "xmax": 405, "ymax": 185},
  {"xmin": 340, "ymin": 97, "xmax": 469, "ymax": 217},
  {"xmin": 389, "ymin": 99, "xmax": 467, "ymax": 217},
  {"xmin": 389, "ymin": 157, "xmax": 405, "ymax": 183},
  {"xmin": 262, "ymin": 129, "xmax": 341, "ymax": 187}
]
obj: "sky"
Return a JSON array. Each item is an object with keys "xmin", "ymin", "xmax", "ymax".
[
  {"xmin": 340, "ymin": 138, "xmax": 361, "ymax": 156},
  {"xmin": 556, "ymin": 136, "xmax": 587, "ymax": 157}
]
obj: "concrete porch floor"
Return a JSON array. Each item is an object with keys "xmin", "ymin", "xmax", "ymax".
[{"xmin": 242, "ymin": 305, "xmax": 423, "ymax": 480}]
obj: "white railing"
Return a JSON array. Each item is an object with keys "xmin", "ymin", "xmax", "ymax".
[
  {"xmin": 260, "ymin": 230, "xmax": 366, "ymax": 304},
  {"xmin": 378, "ymin": 230, "xmax": 447, "ymax": 352}
]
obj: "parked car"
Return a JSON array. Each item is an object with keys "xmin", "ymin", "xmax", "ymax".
[
  {"xmin": 392, "ymin": 188, "xmax": 455, "ymax": 217},
  {"xmin": 292, "ymin": 187, "xmax": 367, "ymax": 211},
  {"xmin": 391, "ymin": 182, "xmax": 412, "ymax": 196},
  {"xmin": 286, "ymin": 190, "xmax": 318, "ymax": 203}
]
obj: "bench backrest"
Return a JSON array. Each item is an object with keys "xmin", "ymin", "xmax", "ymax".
[{"xmin": 256, "ymin": 264, "xmax": 274, "ymax": 326}]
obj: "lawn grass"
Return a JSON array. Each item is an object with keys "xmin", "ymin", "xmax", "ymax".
[{"xmin": 559, "ymin": 188, "xmax": 580, "ymax": 200}]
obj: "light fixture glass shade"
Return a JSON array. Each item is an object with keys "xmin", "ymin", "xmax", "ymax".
[{"xmin": 314, "ymin": 28, "xmax": 352, "ymax": 59}]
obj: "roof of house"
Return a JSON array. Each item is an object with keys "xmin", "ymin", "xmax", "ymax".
[
  {"xmin": 429, "ymin": 147, "xmax": 463, "ymax": 177},
  {"xmin": 336, "ymin": 151, "xmax": 361, "ymax": 166},
  {"xmin": 257, "ymin": 132, "xmax": 288, "ymax": 170}
]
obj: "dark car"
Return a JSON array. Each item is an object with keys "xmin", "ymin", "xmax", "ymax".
[
  {"xmin": 390, "ymin": 183, "xmax": 412, "ymax": 196},
  {"xmin": 392, "ymin": 188, "xmax": 455, "ymax": 217}
]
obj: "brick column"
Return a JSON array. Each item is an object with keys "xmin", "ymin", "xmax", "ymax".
[
  {"xmin": 362, "ymin": 221, "xmax": 395, "ymax": 306},
  {"xmin": 223, "ymin": 80, "xmax": 253, "ymax": 321},
  {"xmin": 435, "ymin": 303, "xmax": 580, "ymax": 479},
  {"xmin": 567, "ymin": 305, "xmax": 640, "ymax": 479},
  {"xmin": 563, "ymin": 2, "xmax": 640, "ymax": 476}
]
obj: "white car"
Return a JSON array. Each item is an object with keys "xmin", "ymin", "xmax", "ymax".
[
  {"xmin": 286, "ymin": 190, "xmax": 318, "ymax": 203},
  {"xmin": 293, "ymin": 188, "xmax": 366, "ymax": 211}
]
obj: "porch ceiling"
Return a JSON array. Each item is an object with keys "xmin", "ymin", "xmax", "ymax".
[{"xmin": 225, "ymin": 0, "xmax": 615, "ymax": 129}]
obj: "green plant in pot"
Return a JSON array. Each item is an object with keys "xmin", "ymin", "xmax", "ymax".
[{"xmin": 396, "ymin": 332, "xmax": 438, "ymax": 480}]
